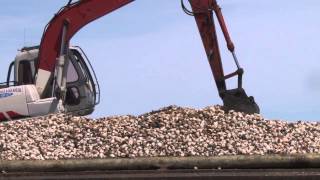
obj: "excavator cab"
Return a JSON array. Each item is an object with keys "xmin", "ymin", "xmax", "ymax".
[
  {"xmin": 5, "ymin": 46, "xmax": 100, "ymax": 116},
  {"xmin": 64, "ymin": 47, "xmax": 100, "ymax": 115}
]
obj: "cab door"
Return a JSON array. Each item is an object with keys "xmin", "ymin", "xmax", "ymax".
[{"xmin": 64, "ymin": 47, "xmax": 100, "ymax": 116}]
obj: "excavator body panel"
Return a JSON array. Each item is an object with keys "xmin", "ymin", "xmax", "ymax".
[{"xmin": 0, "ymin": 85, "xmax": 58, "ymax": 121}]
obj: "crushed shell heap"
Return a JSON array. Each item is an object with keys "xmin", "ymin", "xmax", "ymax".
[{"xmin": 0, "ymin": 105, "xmax": 320, "ymax": 160}]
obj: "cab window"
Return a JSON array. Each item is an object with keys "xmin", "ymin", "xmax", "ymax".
[
  {"xmin": 66, "ymin": 60, "xmax": 79, "ymax": 83},
  {"xmin": 18, "ymin": 60, "xmax": 35, "ymax": 85}
]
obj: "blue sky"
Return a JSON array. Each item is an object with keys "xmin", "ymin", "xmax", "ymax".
[{"xmin": 0, "ymin": 0, "xmax": 320, "ymax": 121}]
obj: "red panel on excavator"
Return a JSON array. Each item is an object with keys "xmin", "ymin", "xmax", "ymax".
[{"xmin": 0, "ymin": 113, "xmax": 5, "ymax": 121}]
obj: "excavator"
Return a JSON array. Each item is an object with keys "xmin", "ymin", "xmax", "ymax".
[{"xmin": 0, "ymin": 0, "xmax": 259, "ymax": 121}]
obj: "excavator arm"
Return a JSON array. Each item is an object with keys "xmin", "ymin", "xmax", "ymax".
[
  {"xmin": 186, "ymin": 0, "xmax": 259, "ymax": 113},
  {"xmin": 36, "ymin": 0, "xmax": 259, "ymax": 114}
]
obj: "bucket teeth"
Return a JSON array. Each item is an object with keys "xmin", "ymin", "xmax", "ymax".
[{"xmin": 221, "ymin": 88, "xmax": 260, "ymax": 114}]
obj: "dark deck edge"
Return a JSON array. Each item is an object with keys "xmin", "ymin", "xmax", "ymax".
[
  {"xmin": 1, "ymin": 154, "xmax": 320, "ymax": 172},
  {"xmin": 2, "ymin": 169, "xmax": 320, "ymax": 180}
]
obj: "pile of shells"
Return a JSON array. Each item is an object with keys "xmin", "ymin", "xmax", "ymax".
[{"xmin": 0, "ymin": 105, "xmax": 320, "ymax": 160}]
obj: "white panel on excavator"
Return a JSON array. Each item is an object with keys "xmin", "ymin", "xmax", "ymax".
[
  {"xmin": 0, "ymin": 86, "xmax": 29, "ymax": 117},
  {"xmin": 25, "ymin": 85, "xmax": 40, "ymax": 102},
  {"xmin": 27, "ymin": 97, "xmax": 58, "ymax": 116},
  {"xmin": 0, "ymin": 85, "xmax": 58, "ymax": 121}
]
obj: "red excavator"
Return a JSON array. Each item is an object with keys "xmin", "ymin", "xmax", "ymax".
[{"xmin": 0, "ymin": 0, "xmax": 259, "ymax": 121}]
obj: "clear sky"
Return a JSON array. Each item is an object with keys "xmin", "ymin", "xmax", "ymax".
[{"xmin": 0, "ymin": 0, "xmax": 319, "ymax": 121}]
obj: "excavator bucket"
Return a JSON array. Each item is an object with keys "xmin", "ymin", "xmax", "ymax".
[{"xmin": 221, "ymin": 88, "xmax": 260, "ymax": 114}]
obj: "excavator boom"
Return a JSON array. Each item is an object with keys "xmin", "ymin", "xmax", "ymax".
[{"xmin": 36, "ymin": 0, "xmax": 134, "ymax": 97}]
